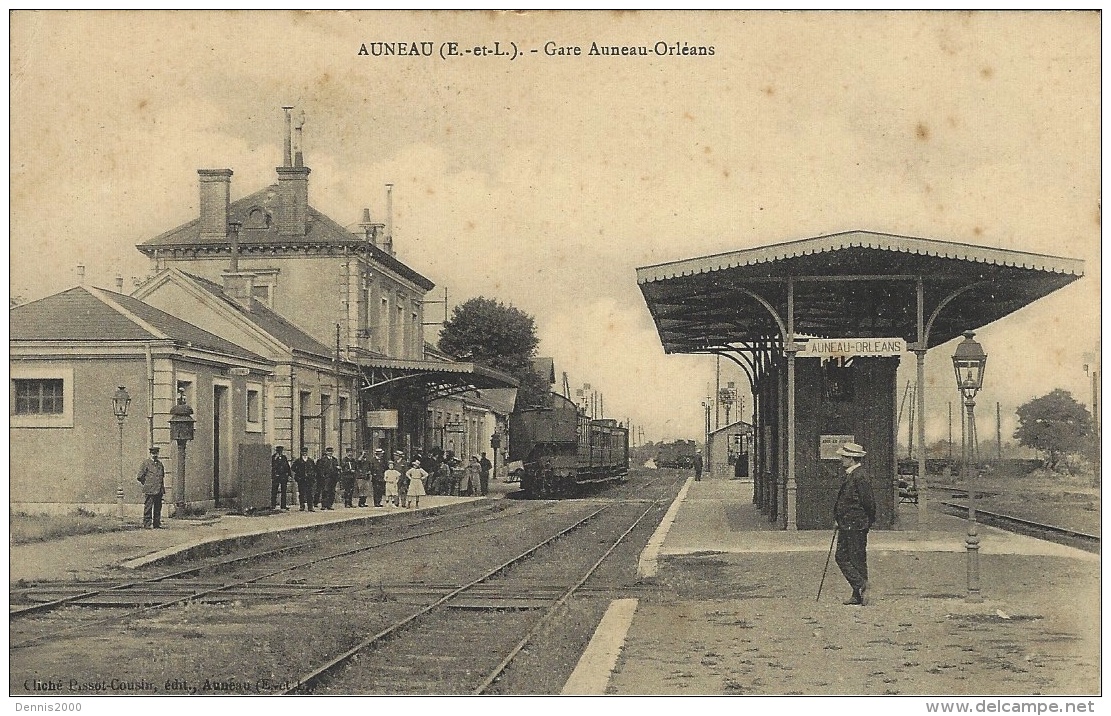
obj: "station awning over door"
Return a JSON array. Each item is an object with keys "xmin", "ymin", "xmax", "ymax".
[{"xmin": 354, "ymin": 352, "xmax": 519, "ymax": 402}]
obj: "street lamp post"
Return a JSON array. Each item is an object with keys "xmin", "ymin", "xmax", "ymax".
[
  {"xmin": 952, "ymin": 331, "xmax": 988, "ymax": 603},
  {"xmin": 719, "ymin": 382, "xmax": 736, "ymax": 426},
  {"xmin": 112, "ymin": 387, "xmax": 131, "ymax": 519},
  {"xmin": 701, "ymin": 398, "xmax": 712, "ymax": 455}
]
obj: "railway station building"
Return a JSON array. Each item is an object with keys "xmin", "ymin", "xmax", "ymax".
[
  {"xmin": 638, "ymin": 231, "xmax": 1083, "ymax": 530},
  {"xmin": 132, "ymin": 117, "xmax": 516, "ymax": 462},
  {"xmin": 10, "ymin": 115, "xmax": 516, "ymax": 515},
  {"xmin": 10, "ymin": 285, "xmax": 274, "ymax": 514}
]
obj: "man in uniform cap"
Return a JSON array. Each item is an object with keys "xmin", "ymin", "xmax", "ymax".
[
  {"xmin": 369, "ymin": 448, "xmax": 387, "ymax": 507},
  {"xmin": 271, "ymin": 446, "xmax": 292, "ymax": 511},
  {"xmin": 340, "ymin": 448, "xmax": 358, "ymax": 508},
  {"xmin": 136, "ymin": 446, "xmax": 166, "ymax": 528},
  {"xmin": 693, "ymin": 449, "xmax": 704, "ymax": 481},
  {"xmin": 316, "ymin": 447, "xmax": 339, "ymax": 510},
  {"xmin": 292, "ymin": 447, "xmax": 316, "ymax": 512},
  {"xmin": 833, "ymin": 442, "xmax": 876, "ymax": 605},
  {"xmin": 354, "ymin": 449, "xmax": 372, "ymax": 508}
]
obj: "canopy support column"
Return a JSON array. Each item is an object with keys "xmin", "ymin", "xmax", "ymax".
[
  {"xmin": 785, "ymin": 277, "xmax": 798, "ymax": 530},
  {"xmin": 916, "ymin": 277, "xmax": 929, "ymax": 524}
]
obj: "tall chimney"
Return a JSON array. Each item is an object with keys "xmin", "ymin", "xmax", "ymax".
[
  {"xmin": 76, "ymin": 264, "xmax": 85, "ymax": 285},
  {"xmin": 282, "ymin": 106, "xmax": 294, "ymax": 167},
  {"xmin": 228, "ymin": 221, "xmax": 242, "ymax": 273},
  {"xmin": 276, "ymin": 165, "xmax": 311, "ymax": 237},
  {"xmin": 222, "ymin": 271, "xmax": 256, "ymax": 311},
  {"xmin": 293, "ymin": 109, "xmax": 306, "ymax": 168},
  {"xmin": 276, "ymin": 109, "xmax": 310, "ymax": 237},
  {"xmin": 115, "ymin": 273, "xmax": 124, "ymax": 292},
  {"xmin": 198, "ymin": 169, "xmax": 233, "ymax": 242},
  {"xmin": 384, "ymin": 183, "xmax": 395, "ymax": 256},
  {"xmin": 359, "ymin": 207, "xmax": 375, "ymax": 244}
]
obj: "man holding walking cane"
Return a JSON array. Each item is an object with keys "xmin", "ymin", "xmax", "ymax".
[{"xmin": 832, "ymin": 442, "xmax": 875, "ymax": 605}]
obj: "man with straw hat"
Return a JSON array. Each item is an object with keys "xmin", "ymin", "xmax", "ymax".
[{"xmin": 834, "ymin": 442, "xmax": 876, "ymax": 605}]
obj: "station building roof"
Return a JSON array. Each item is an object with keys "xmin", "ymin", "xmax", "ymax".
[
  {"xmin": 10, "ymin": 286, "xmax": 267, "ymax": 364},
  {"xmin": 138, "ymin": 184, "xmax": 435, "ymax": 292},
  {"xmin": 637, "ymin": 230, "xmax": 1084, "ymax": 354}
]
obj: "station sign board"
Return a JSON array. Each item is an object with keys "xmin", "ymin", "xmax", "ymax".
[
  {"xmin": 819, "ymin": 434, "xmax": 856, "ymax": 460},
  {"xmin": 366, "ymin": 409, "xmax": 399, "ymax": 429},
  {"xmin": 797, "ymin": 337, "xmax": 906, "ymax": 359}
]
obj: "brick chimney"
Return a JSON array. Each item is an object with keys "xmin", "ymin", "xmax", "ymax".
[
  {"xmin": 276, "ymin": 166, "xmax": 310, "ymax": 236},
  {"xmin": 198, "ymin": 169, "xmax": 233, "ymax": 242},
  {"xmin": 358, "ymin": 207, "xmax": 385, "ymax": 248},
  {"xmin": 276, "ymin": 107, "xmax": 310, "ymax": 237},
  {"xmin": 222, "ymin": 271, "xmax": 256, "ymax": 310}
]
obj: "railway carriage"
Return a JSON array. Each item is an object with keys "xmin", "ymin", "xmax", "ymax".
[{"xmin": 509, "ymin": 393, "xmax": 629, "ymax": 498}]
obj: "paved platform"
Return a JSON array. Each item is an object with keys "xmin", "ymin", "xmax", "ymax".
[
  {"xmin": 9, "ymin": 496, "xmax": 483, "ymax": 584},
  {"xmin": 575, "ymin": 476, "xmax": 1101, "ymax": 696}
]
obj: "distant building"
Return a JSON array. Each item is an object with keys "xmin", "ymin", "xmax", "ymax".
[{"xmin": 707, "ymin": 420, "xmax": 753, "ymax": 480}]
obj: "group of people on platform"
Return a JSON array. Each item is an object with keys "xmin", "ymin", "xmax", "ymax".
[{"xmin": 270, "ymin": 445, "xmax": 494, "ymax": 512}]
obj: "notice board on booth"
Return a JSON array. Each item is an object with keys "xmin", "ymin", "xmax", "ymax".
[{"xmin": 819, "ymin": 434, "xmax": 855, "ymax": 461}]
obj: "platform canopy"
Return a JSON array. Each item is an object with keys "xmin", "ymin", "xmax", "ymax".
[
  {"xmin": 355, "ymin": 353, "xmax": 519, "ymax": 402},
  {"xmin": 637, "ymin": 230, "xmax": 1084, "ymax": 354}
]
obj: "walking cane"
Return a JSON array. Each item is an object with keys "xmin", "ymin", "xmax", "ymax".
[{"xmin": 816, "ymin": 527, "xmax": 838, "ymax": 602}]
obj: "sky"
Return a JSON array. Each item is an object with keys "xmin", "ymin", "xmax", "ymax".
[{"xmin": 9, "ymin": 11, "xmax": 1101, "ymax": 444}]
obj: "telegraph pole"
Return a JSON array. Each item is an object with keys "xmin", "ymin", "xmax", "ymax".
[{"xmin": 996, "ymin": 402, "xmax": 1002, "ymax": 461}]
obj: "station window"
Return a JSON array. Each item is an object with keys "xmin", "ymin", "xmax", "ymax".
[
  {"xmin": 14, "ymin": 379, "xmax": 63, "ymax": 415},
  {"xmin": 246, "ymin": 385, "xmax": 263, "ymax": 431},
  {"xmin": 251, "ymin": 284, "xmax": 271, "ymax": 306},
  {"xmin": 10, "ymin": 366, "xmax": 75, "ymax": 428},
  {"xmin": 176, "ymin": 378, "xmax": 195, "ymax": 408}
]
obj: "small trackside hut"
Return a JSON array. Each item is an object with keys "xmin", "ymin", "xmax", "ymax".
[{"xmin": 637, "ymin": 230, "xmax": 1083, "ymax": 530}]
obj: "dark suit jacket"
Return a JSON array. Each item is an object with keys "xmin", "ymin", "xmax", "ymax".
[
  {"xmin": 272, "ymin": 453, "xmax": 292, "ymax": 481},
  {"xmin": 136, "ymin": 458, "xmax": 165, "ymax": 496},
  {"xmin": 316, "ymin": 455, "xmax": 339, "ymax": 480},
  {"xmin": 834, "ymin": 467, "xmax": 876, "ymax": 531},
  {"xmin": 292, "ymin": 457, "xmax": 316, "ymax": 483}
]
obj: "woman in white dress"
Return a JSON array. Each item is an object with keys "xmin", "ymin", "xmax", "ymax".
[{"xmin": 405, "ymin": 460, "xmax": 427, "ymax": 509}]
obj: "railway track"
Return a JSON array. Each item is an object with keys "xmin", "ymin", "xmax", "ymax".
[
  {"xmin": 10, "ymin": 469, "xmax": 686, "ymax": 696},
  {"xmin": 934, "ymin": 500, "xmax": 1100, "ymax": 553},
  {"xmin": 287, "ymin": 497, "xmax": 664, "ymax": 694},
  {"xmin": 10, "ymin": 501, "xmax": 520, "ymax": 619},
  {"xmin": 9, "ymin": 500, "xmax": 555, "ymax": 649}
]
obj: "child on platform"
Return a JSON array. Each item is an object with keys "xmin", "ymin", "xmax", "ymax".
[
  {"xmin": 405, "ymin": 460, "xmax": 427, "ymax": 509},
  {"xmin": 384, "ymin": 461, "xmax": 401, "ymax": 507}
]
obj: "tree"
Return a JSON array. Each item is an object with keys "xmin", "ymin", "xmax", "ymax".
[
  {"xmin": 438, "ymin": 297, "xmax": 549, "ymax": 408},
  {"xmin": 1013, "ymin": 389, "xmax": 1093, "ymax": 470}
]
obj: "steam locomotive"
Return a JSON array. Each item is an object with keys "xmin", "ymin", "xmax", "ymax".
[{"xmin": 508, "ymin": 392, "xmax": 629, "ymax": 498}]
